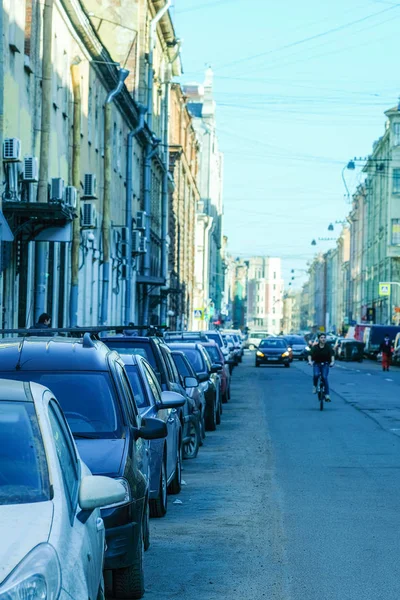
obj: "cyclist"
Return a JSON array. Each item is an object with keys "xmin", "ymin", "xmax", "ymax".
[{"xmin": 308, "ymin": 333, "xmax": 335, "ymax": 401}]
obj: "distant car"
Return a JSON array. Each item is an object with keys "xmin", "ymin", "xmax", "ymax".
[
  {"xmin": 0, "ymin": 378, "xmax": 125, "ymax": 600},
  {"xmin": 246, "ymin": 331, "xmax": 275, "ymax": 350},
  {"xmin": 255, "ymin": 338, "xmax": 291, "ymax": 368},
  {"xmin": 283, "ymin": 335, "xmax": 308, "ymax": 360}
]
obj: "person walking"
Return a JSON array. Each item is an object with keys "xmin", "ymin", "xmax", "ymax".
[{"xmin": 379, "ymin": 335, "xmax": 393, "ymax": 372}]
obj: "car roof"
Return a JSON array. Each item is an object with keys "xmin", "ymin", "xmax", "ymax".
[
  {"xmin": 167, "ymin": 341, "xmax": 202, "ymax": 350},
  {"xmin": 118, "ymin": 354, "xmax": 139, "ymax": 366},
  {"xmin": 0, "ymin": 336, "xmax": 114, "ymax": 371},
  {"xmin": 102, "ymin": 335, "xmax": 151, "ymax": 343},
  {"xmin": 0, "ymin": 378, "xmax": 31, "ymax": 402}
]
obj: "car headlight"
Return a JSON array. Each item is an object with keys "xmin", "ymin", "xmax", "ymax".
[
  {"xmin": 102, "ymin": 477, "xmax": 131, "ymax": 509},
  {"xmin": 256, "ymin": 351, "xmax": 264, "ymax": 357},
  {"xmin": 287, "ymin": 347, "xmax": 292, "ymax": 352},
  {"xmin": 282, "ymin": 351, "xmax": 289, "ymax": 357},
  {"xmin": 0, "ymin": 543, "xmax": 61, "ymax": 600},
  {"xmin": 305, "ymin": 346, "xmax": 310, "ymax": 352}
]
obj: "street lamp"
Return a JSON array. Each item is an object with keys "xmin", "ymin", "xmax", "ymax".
[{"xmin": 342, "ymin": 160, "xmax": 356, "ymax": 203}]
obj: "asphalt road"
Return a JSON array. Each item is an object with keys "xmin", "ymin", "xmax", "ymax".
[{"xmin": 140, "ymin": 353, "xmax": 400, "ymax": 600}]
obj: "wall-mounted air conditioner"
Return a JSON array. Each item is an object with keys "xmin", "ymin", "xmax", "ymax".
[
  {"xmin": 136, "ymin": 210, "xmax": 146, "ymax": 231},
  {"xmin": 82, "ymin": 173, "xmax": 97, "ymax": 199},
  {"xmin": 3, "ymin": 138, "xmax": 21, "ymax": 162},
  {"xmin": 50, "ymin": 177, "xmax": 64, "ymax": 202},
  {"xmin": 132, "ymin": 230, "xmax": 141, "ymax": 253},
  {"xmin": 81, "ymin": 202, "xmax": 97, "ymax": 228},
  {"xmin": 139, "ymin": 235, "xmax": 147, "ymax": 254},
  {"xmin": 23, "ymin": 156, "xmax": 39, "ymax": 182},
  {"xmin": 65, "ymin": 186, "xmax": 77, "ymax": 208}
]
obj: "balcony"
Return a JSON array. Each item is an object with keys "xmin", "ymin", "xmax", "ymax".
[{"xmin": 3, "ymin": 201, "xmax": 76, "ymax": 241}]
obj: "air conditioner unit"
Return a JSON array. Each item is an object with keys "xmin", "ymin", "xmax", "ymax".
[
  {"xmin": 120, "ymin": 227, "xmax": 129, "ymax": 244},
  {"xmin": 136, "ymin": 211, "xmax": 146, "ymax": 231},
  {"xmin": 132, "ymin": 230, "xmax": 141, "ymax": 253},
  {"xmin": 3, "ymin": 138, "xmax": 21, "ymax": 162},
  {"xmin": 81, "ymin": 202, "xmax": 97, "ymax": 228},
  {"xmin": 139, "ymin": 235, "xmax": 147, "ymax": 254},
  {"xmin": 120, "ymin": 264, "xmax": 128, "ymax": 280},
  {"xmin": 82, "ymin": 173, "xmax": 97, "ymax": 198},
  {"xmin": 65, "ymin": 186, "xmax": 77, "ymax": 208},
  {"xmin": 23, "ymin": 156, "xmax": 39, "ymax": 182},
  {"xmin": 50, "ymin": 177, "xmax": 64, "ymax": 202}
]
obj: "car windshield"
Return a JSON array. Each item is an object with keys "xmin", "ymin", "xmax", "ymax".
[
  {"xmin": 124, "ymin": 365, "xmax": 148, "ymax": 408},
  {"xmin": 204, "ymin": 333, "xmax": 223, "ymax": 348},
  {"xmin": 285, "ymin": 337, "xmax": 305, "ymax": 345},
  {"xmin": 204, "ymin": 345, "xmax": 221, "ymax": 363},
  {"xmin": 174, "ymin": 348, "xmax": 205, "ymax": 373},
  {"xmin": 105, "ymin": 339, "xmax": 157, "ymax": 369},
  {"xmin": 0, "ymin": 401, "xmax": 51, "ymax": 505},
  {"xmin": 0, "ymin": 372, "xmax": 122, "ymax": 438},
  {"xmin": 259, "ymin": 339, "xmax": 287, "ymax": 348}
]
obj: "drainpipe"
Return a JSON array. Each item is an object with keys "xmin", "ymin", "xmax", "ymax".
[
  {"xmin": 35, "ymin": 0, "xmax": 53, "ymax": 321},
  {"xmin": 69, "ymin": 60, "xmax": 81, "ymax": 326},
  {"xmin": 100, "ymin": 68, "xmax": 129, "ymax": 325},
  {"xmin": 160, "ymin": 41, "xmax": 181, "ymax": 325},
  {"xmin": 142, "ymin": 0, "xmax": 171, "ymax": 325},
  {"xmin": 125, "ymin": 103, "xmax": 146, "ymax": 325}
]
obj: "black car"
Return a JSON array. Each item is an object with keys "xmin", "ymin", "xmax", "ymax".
[
  {"xmin": 255, "ymin": 337, "xmax": 291, "ymax": 368},
  {"xmin": 0, "ymin": 334, "xmax": 167, "ymax": 600},
  {"xmin": 283, "ymin": 335, "xmax": 308, "ymax": 361},
  {"xmin": 103, "ymin": 335, "xmax": 198, "ymax": 458},
  {"xmin": 167, "ymin": 341, "xmax": 222, "ymax": 431}
]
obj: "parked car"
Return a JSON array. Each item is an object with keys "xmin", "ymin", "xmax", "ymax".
[
  {"xmin": 202, "ymin": 330, "xmax": 235, "ymax": 372},
  {"xmin": 121, "ymin": 354, "xmax": 186, "ymax": 518},
  {"xmin": 167, "ymin": 342, "xmax": 222, "ymax": 431},
  {"xmin": 336, "ymin": 338, "xmax": 364, "ymax": 362},
  {"xmin": 0, "ymin": 378, "xmax": 126, "ymax": 600},
  {"xmin": 246, "ymin": 331, "xmax": 275, "ymax": 350},
  {"xmin": 0, "ymin": 334, "xmax": 167, "ymax": 600},
  {"xmin": 333, "ymin": 337, "xmax": 345, "ymax": 359},
  {"xmin": 222, "ymin": 333, "xmax": 240, "ymax": 366},
  {"xmin": 283, "ymin": 335, "xmax": 308, "ymax": 360},
  {"xmin": 103, "ymin": 334, "xmax": 198, "ymax": 463},
  {"xmin": 200, "ymin": 340, "xmax": 231, "ymax": 403},
  {"xmin": 171, "ymin": 349, "xmax": 206, "ymax": 452},
  {"xmin": 255, "ymin": 337, "xmax": 291, "ymax": 368}
]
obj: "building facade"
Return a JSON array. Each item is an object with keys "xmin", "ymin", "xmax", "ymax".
[{"xmin": 246, "ymin": 256, "xmax": 283, "ymax": 334}]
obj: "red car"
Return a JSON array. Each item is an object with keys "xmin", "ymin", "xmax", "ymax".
[{"xmin": 201, "ymin": 340, "xmax": 231, "ymax": 403}]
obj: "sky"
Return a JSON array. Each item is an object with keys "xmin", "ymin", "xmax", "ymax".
[{"xmin": 170, "ymin": 0, "xmax": 400, "ymax": 287}]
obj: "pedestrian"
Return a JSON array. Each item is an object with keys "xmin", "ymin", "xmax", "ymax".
[
  {"xmin": 29, "ymin": 312, "xmax": 52, "ymax": 336},
  {"xmin": 379, "ymin": 334, "xmax": 393, "ymax": 371}
]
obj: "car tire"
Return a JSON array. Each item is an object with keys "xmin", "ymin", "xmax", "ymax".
[
  {"xmin": 168, "ymin": 444, "xmax": 182, "ymax": 494},
  {"xmin": 216, "ymin": 399, "xmax": 221, "ymax": 425},
  {"xmin": 199, "ymin": 410, "xmax": 206, "ymax": 442},
  {"xmin": 113, "ymin": 535, "xmax": 144, "ymax": 599},
  {"xmin": 149, "ymin": 460, "xmax": 167, "ymax": 518},
  {"xmin": 284, "ymin": 363, "xmax": 290, "ymax": 368},
  {"xmin": 183, "ymin": 419, "xmax": 200, "ymax": 459},
  {"xmin": 143, "ymin": 497, "xmax": 150, "ymax": 551},
  {"xmin": 205, "ymin": 399, "xmax": 217, "ymax": 431},
  {"xmin": 255, "ymin": 362, "xmax": 260, "ymax": 368}
]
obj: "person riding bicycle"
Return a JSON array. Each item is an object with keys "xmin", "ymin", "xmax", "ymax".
[{"xmin": 308, "ymin": 333, "xmax": 335, "ymax": 401}]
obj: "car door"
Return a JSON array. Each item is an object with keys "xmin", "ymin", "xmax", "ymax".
[
  {"xmin": 47, "ymin": 398, "xmax": 103, "ymax": 600},
  {"xmin": 142, "ymin": 361, "xmax": 178, "ymax": 479}
]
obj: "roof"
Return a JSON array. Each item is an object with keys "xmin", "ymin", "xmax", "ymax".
[
  {"xmin": 0, "ymin": 379, "xmax": 30, "ymax": 402},
  {"xmin": 0, "ymin": 337, "xmax": 114, "ymax": 372},
  {"xmin": 102, "ymin": 336, "xmax": 150, "ymax": 343}
]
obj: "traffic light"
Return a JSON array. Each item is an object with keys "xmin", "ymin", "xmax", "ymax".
[{"xmin": 366, "ymin": 307, "xmax": 375, "ymax": 323}]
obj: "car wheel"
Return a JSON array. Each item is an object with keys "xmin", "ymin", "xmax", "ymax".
[
  {"xmin": 284, "ymin": 363, "xmax": 290, "ymax": 368},
  {"xmin": 200, "ymin": 410, "xmax": 206, "ymax": 442},
  {"xmin": 168, "ymin": 444, "xmax": 182, "ymax": 494},
  {"xmin": 183, "ymin": 419, "xmax": 200, "ymax": 459},
  {"xmin": 255, "ymin": 362, "xmax": 260, "ymax": 368},
  {"xmin": 149, "ymin": 460, "xmax": 167, "ymax": 518},
  {"xmin": 222, "ymin": 389, "xmax": 228, "ymax": 403},
  {"xmin": 216, "ymin": 399, "xmax": 221, "ymax": 425},
  {"xmin": 205, "ymin": 399, "xmax": 217, "ymax": 431},
  {"xmin": 143, "ymin": 497, "xmax": 150, "ymax": 551},
  {"xmin": 113, "ymin": 534, "xmax": 144, "ymax": 599}
]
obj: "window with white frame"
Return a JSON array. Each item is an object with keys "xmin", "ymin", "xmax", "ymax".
[
  {"xmin": 393, "ymin": 169, "xmax": 400, "ymax": 194},
  {"xmin": 393, "ymin": 123, "xmax": 400, "ymax": 146},
  {"xmin": 391, "ymin": 219, "xmax": 400, "ymax": 245}
]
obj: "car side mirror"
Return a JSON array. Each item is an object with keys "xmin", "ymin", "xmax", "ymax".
[
  {"xmin": 197, "ymin": 372, "xmax": 209, "ymax": 383},
  {"xmin": 159, "ymin": 390, "xmax": 186, "ymax": 409},
  {"xmin": 134, "ymin": 417, "xmax": 167, "ymax": 441},
  {"xmin": 79, "ymin": 475, "xmax": 126, "ymax": 511},
  {"xmin": 211, "ymin": 363, "xmax": 222, "ymax": 373},
  {"xmin": 184, "ymin": 376, "xmax": 198, "ymax": 388}
]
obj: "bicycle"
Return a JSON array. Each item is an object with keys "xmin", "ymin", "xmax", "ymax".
[{"xmin": 316, "ymin": 371, "xmax": 327, "ymax": 411}]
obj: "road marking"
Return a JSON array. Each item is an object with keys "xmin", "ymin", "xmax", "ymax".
[{"xmin": 385, "ymin": 378, "xmax": 393, "ymax": 382}]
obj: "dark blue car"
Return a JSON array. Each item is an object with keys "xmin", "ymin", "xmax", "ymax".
[
  {"xmin": 121, "ymin": 354, "xmax": 186, "ymax": 517},
  {"xmin": 0, "ymin": 334, "xmax": 167, "ymax": 600}
]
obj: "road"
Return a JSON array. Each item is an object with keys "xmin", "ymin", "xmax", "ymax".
[{"xmin": 142, "ymin": 353, "xmax": 400, "ymax": 600}]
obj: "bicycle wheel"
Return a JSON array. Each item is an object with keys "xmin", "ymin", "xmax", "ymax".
[{"xmin": 318, "ymin": 384, "xmax": 324, "ymax": 411}]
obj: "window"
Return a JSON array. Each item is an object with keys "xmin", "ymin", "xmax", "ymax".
[
  {"xmin": 49, "ymin": 402, "xmax": 79, "ymax": 512},
  {"xmin": 115, "ymin": 363, "xmax": 138, "ymax": 424},
  {"xmin": 393, "ymin": 123, "xmax": 400, "ymax": 146},
  {"xmin": 393, "ymin": 169, "xmax": 400, "ymax": 194},
  {"xmin": 273, "ymin": 272, "xmax": 277, "ymax": 279},
  {"xmin": 143, "ymin": 363, "xmax": 162, "ymax": 403},
  {"xmin": 392, "ymin": 219, "xmax": 400, "ymax": 245},
  {"xmin": 24, "ymin": 0, "xmax": 33, "ymax": 57},
  {"xmin": 124, "ymin": 365, "xmax": 148, "ymax": 408}
]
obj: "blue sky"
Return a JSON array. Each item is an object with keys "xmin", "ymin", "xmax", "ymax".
[{"xmin": 171, "ymin": 0, "xmax": 400, "ymax": 286}]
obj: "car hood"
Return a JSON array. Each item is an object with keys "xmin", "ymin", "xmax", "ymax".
[
  {"xmin": 0, "ymin": 501, "xmax": 53, "ymax": 584},
  {"xmin": 76, "ymin": 438, "xmax": 126, "ymax": 477}
]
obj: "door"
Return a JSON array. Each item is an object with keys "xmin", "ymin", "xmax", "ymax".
[{"xmin": 48, "ymin": 400, "xmax": 103, "ymax": 599}]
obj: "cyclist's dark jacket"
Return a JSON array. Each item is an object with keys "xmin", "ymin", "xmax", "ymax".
[{"xmin": 311, "ymin": 344, "xmax": 333, "ymax": 363}]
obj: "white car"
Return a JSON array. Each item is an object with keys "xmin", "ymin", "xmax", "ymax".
[{"xmin": 0, "ymin": 379, "xmax": 125, "ymax": 600}]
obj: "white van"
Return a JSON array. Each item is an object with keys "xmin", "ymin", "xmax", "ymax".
[{"xmin": 246, "ymin": 331, "xmax": 275, "ymax": 350}]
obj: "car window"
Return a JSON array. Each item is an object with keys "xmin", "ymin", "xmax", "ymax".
[
  {"xmin": 49, "ymin": 401, "xmax": 79, "ymax": 513},
  {"xmin": 179, "ymin": 348, "xmax": 205, "ymax": 373},
  {"xmin": 105, "ymin": 340, "xmax": 158, "ymax": 370},
  {"xmin": 0, "ymin": 400, "xmax": 51, "ymax": 506},
  {"xmin": 204, "ymin": 345, "xmax": 221, "ymax": 364},
  {"xmin": 114, "ymin": 363, "xmax": 139, "ymax": 425},
  {"xmin": 259, "ymin": 339, "xmax": 287, "ymax": 348},
  {"xmin": 172, "ymin": 353, "xmax": 195, "ymax": 378},
  {"xmin": 123, "ymin": 365, "xmax": 148, "ymax": 409},
  {"xmin": 160, "ymin": 346, "xmax": 180, "ymax": 383},
  {"xmin": 0, "ymin": 371, "xmax": 122, "ymax": 439},
  {"xmin": 199, "ymin": 346, "xmax": 212, "ymax": 370},
  {"xmin": 143, "ymin": 363, "xmax": 162, "ymax": 403},
  {"xmin": 204, "ymin": 333, "xmax": 223, "ymax": 348}
]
